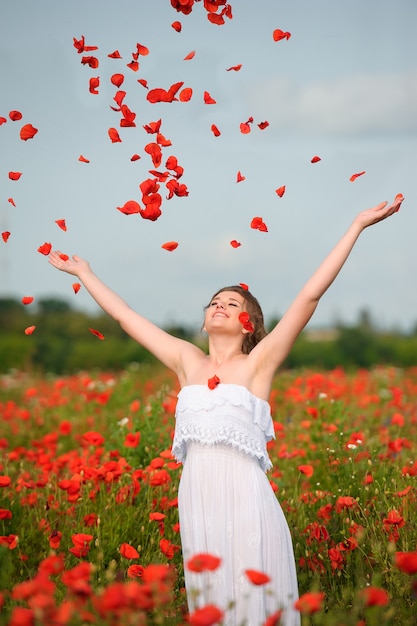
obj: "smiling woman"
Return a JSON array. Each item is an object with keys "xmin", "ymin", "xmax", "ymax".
[{"xmin": 47, "ymin": 194, "xmax": 403, "ymax": 625}]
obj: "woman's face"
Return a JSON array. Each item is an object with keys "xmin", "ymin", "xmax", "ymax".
[{"xmin": 204, "ymin": 290, "xmax": 246, "ymax": 332}]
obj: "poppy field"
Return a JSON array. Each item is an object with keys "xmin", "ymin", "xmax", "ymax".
[{"xmin": 1, "ymin": 364, "xmax": 417, "ymax": 626}]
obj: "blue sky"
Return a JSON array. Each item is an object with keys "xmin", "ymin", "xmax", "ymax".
[{"xmin": 1, "ymin": 0, "xmax": 416, "ymax": 332}]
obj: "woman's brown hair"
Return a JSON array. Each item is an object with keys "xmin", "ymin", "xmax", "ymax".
[{"xmin": 205, "ymin": 285, "xmax": 267, "ymax": 354}]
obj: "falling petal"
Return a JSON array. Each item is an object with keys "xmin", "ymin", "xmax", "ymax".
[
  {"xmin": 171, "ymin": 21, "xmax": 182, "ymax": 32},
  {"xmin": 79, "ymin": 155, "xmax": 90, "ymax": 163},
  {"xmin": 72, "ymin": 283, "xmax": 81, "ymax": 294},
  {"xmin": 311, "ymin": 155, "xmax": 321, "ymax": 163},
  {"xmin": 131, "ymin": 154, "xmax": 141, "ymax": 161},
  {"xmin": 226, "ymin": 64, "xmax": 242, "ymax": 72},
  {"xmin": 258, "ymin": 121, "xmax": 269, "ymax": 130},
  {"xmin": 38, "ymin": 242, "xmax": 52, "ymax": 255},
  {"xmin": 184, "ymin": 50, "xmax": 195, "ymax": 60},
  {"xmin": 275, "ymin": 186, "xmax": 286, "ymax": 197},
  {"xmin": 211, "ymin": 124, "xmax": 221, "ymax": 137},
  {"xmin": 9, "ymin": 110, "xmax": 22, "ymax": 121},
  {"xmin": 89, "ymin": 328, "xmax": 105, "ymax": 340},
  {"xmin": 9, "ymin": 172, "xmax": 22, "ymax": 181},
  {"xmin": 108, "ymin": 128, "xmax": 122, "ymax": 143},
  {"xmin": 20, "ymin": 124, "xmax": 38, "ymax": 140},
  {"xmin": 0, "ymin": 117, "xmax": 7, "ymax": 125},
  {"xmin": 136, "ymin": 43, "xmax": 149, "ymax": 56},
  {"xmin": 250, "ymin": 217, "xmax": 268, "ymax": 232},
  {"xmin": 116, "ymin": 200, "xmax": 142, "ymax": 215},
  {"xmin": 349, "ymin": 171, "xmax": 366, "ymax": 182},
  {"xmin": 81, "ymin": 55, "xmax": 99, "ymax": 68},
  {"xmin": 111, "ymin": 73, "xmax": 125, "ymax": 87},
  {"xmin": 273, "ymin": 29, "xmax": 291, "ymax": 42},
  {"xmin": 108, "ymin": 50, "xmax": 122, "ymax": 59},
  {"xmin": 137, "ymin": 78, "xmax": 149, "ymax": 89},
  {"xmin": 245, "ymin": 569, "xmax": 271, "ymax": 585},
  {"xmin": 8, "ymin": 198, "xmax": 16, "ymax": 207},
  {"xmin": 55, "ymin": 219, "xmax": 67, "ymax": 231},
  {"xmin": 24, "ymin": 326, "xmax": 36, "ymax": 335},
  {"xmin": 204, "ymin": 91, "xmax": 217, "ymax": 104},
  {"xmin": 161, "ymin": 241, "xmax": 179, "ymax": 251},
  {"xmin": 89, "ymin": 77, "xmax": 99, "ymax": 94},
  {"xmin": 208, "ymin": 375, "xmax": 221, "ymax": 390},
  {"xmin": 236, "ymin": 171, "xmax": 245, "ymax": 183},
  {"xmin": 22, "ymin": 296, "xmax": 34, "ymax": 305},
  {"xmin": 127, "ymin": 60, "xmax": 139, "ymax": 72},
  {"xmin": 230, "ymin": 240, "xmax": 241, "ymax": 248},
  {"xmin": 2, "ymin": 231, "xmax": 11, "ymax": 243},
  {"xmin": 179, "ymin": 87, "xmax": 193, "ymax": 101}
]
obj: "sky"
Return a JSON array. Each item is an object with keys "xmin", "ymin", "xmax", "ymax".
[{"xmin": 1, "ymin": 0, "xmax": 416, "ymax": 333}]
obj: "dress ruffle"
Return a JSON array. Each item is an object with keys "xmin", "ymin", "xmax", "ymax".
[{"xmin": 172, "ymin": 384, "xmax": 275, "ymax": 472}]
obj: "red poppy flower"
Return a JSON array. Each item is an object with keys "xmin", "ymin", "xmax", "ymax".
[
  {"xmin": 294, "ymin": 591, "xmax": 325, "ymax": 614},
  {"xmin": 275, "ymin": 185, "xmax": 286, "ymax": 197},
  {"xmin": 208, "ymin": 375, "xmax": 221, "ymax": 390},
  {"xmin": 188, "ymin": 604, "xmax": 224, "ymax": 626},
  {"xmin": 24, "ymin": 326, "xmax": 36, "ymax": 336},
  {"xmin": 230, "ymin": 240, "xmax": 241, "ymax": 248},
  {"xmin": 0, "ymin": 509, "xmax": 12, "ymax": 520},
  {"xmin": 236, "ymin": 171, "xmax": 245, "ymax": 183},
  {"xmin": 204, "ymin": 91, "xmax": 216, "ymax": 104},
  {"xmin": 245, "ymin": 569, "xmax": 271, "ymax": 585},
  {"xmin": 350, "ymin": 171, "xmax": 366, "ymax": 182},
  {"xmin": 311, "ymin": 155, "xmax": 321, "ymax": 163},
  {"xmin": 162, "ymin": 241, "xmax": 179, "ymax": 251},
  {"xmin": 49, "ymin": 530, "xmax": 63, "ymax": 550},
  {"xmin": 211, "ymin": 124, "xmax": 221, "ymax": 136},
  {"xmin": 124, "ymin": 432, "xmax": 141, "ymax": 448},
  {"xmin": 1, "ymin": 231, "xmax": 10, "ymax": 243},
  {"xmin": 20, "ymin": 123, "xmax": 38, "ymax": 141},
  {"xmin": 187, "ymin": 553, "xmax": 222, "ymax": 572},
  {"xmin": 127, "ymin": 564, "xmax": 144, "ymax": 578},
  {"xmin": 395, "ymin": 551, "xmax": 417, "ymax": 575},
  {"xmin": 298, "ymin": 464, "xmax": 314, "ymax": 477},
  {"xmin": 38, "ymin": 242, "xmax": 52, "ymax": 255},
  {"xmin": 0, "ymin": 476, "xmax": 11, "ymax": 487},
  {"xmin": 22, "ymin": 296, "xmax": 34, "ymax": 305},
  {"xmin": 9, "ymin": 172, "xmax": 22, "ymax": 181},
  {"xmin": 172, "ymin": 21, "xmax": 182, "ymax": 32},
  {"xmin": 250, "ymin": 217, "xmax": 268, "ymax": 232},
  {"xmin": 360, "ymin": 586, "xmax": 389, "ymax": 607},
  {"xmin": 273, "ymin": 29, "xmax": 291, "ymax": 41},
  {"xmin": 160, "ymin": 538, "xmax": 179, "ymax": 559},
  {"xmin": 120, "ymin": 543, "xmax": 139, "ymax": 559},
  {"xmin": 89, "ymin": 328, "xmax": 105, "ymax": 340}
]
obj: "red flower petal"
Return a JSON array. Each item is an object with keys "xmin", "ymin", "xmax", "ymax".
[
  {"xmin": 0, "ymin": 117, "xmax": 7, "ymax": 125},
  {"xmin": 137, "ymin": 78, "xmax": 149, "ymax": 89},
  {"xmin": 240, "ymin": 122, "xmax": 251, "ymax": 134},
  {"xmin": 298, "ymin": 464, "xmax": 314, "ymax": 477},
  {"xmin": 208, "ymin": 375, "xmax": 221, "ymax": 390},
  {"xmin": 24, "ymin": 326, "xmax": 36, "ymax": 336},
  {"xmin": 131, "ymin": 154, "xmax": 141, "ymax": 161},
  {"xmin": 250, "ymin": 217, "xmax": 268, "ymax": 232},
  {"xmin": 179, "ymin": 87, "xmax": 193, "ymax": 102},
  {"xmin": 1, "ymin": 231, "xmax": 11, "ymax": 243},
  {"xmin": 127, "ymin": 60, "xmax": 139, "ymax": 72},
  {"xmin": 136, "ymin": 43, "xmax": 149, "ymax": 56},
  {"xmin": 161, "ymin": 241, "xmax": 179, "ymax": 251},
  {"xmin": 20, "ymin": 123, "xmax": 38, "ymax": 141},
  {"xmin": 211, "ymin": 124, "xmax": 221, "ymax": 137},
  {"xmin": 79, "ymin": 155, "xmax": 90, "ymax": 163},
  {"xmin": 22, "ymin": 296, "xmax": 34, "ymax": 305},
  {"xmin": 144, "ymin": 142, "xmax": 162, "ymax": 167},
  {"xmin": 72, "ymin": 283, "xmax": 81, "ymax": 294},
  {"xmin": 111, "ymin": 73, "xmax": 125, "ymax": 87},
  {"xmin": 187, "ymin": 553, "xmax": 222, "ymax": 572},
  {"xmin": 89, "ymin": 328, "xmax": 105, "ymax": 340},
  {"xmin": 230, "ymin": 240, "xmax": 241, "ymax": 248},
  {"xmin": 258, "ymin": 121, "xmax": 269, "ymax": 130},
  {"xmin": 349, "ymin": 171, "xmax": 366, "ymax": 182},
  {"xmin": 204, "ymin": 91, "xmax": 217, "ymax": 104},
  {"xmin": 8, "ymin": 198, "xmax": 16, "ymax": 207},
  {"xmin": 108, "ymin": 128, "xmax": 122, "ymax": 143},
  {"xmin": 226, "ymin": 64, "xmax": 242, "ymax": 72},
  {"xmin": 9, "ymin": 110, "xmax": 22, "ymax": 121},
  {"xmin": 395, "ymin": 551, "xmax": 417, "ymax": 575},
  {"xmin": 59, "ymin": 253, "xmax": 69, "ymax": 261},
  {"xmin": 89, "ymin": 77, "xmax": 99, "ymax": 94},
  {"xmin": 236, "ymin": 171, "xmax": 245, "ymax": 183},
  {"xmin": 81, "ymin": 55, "xmax": 99, "ymax": 68},
  {"xmin": 184, "ymin": 50, "xmax": 195, "ymax": 61},
  {"xmin": 116, "ymin": 200, "xmax": 142, "ymax": 215},
  {"xmin": 108, "ymin": 50, "xmax": 122, "ymax": 59},
  {"xmin": 239, "ymin": 283, "xmax": 249, "ymax": 290},
  {"xmin": 8, "ymin": 172, "xmax": 22, "ymax": 181},
  {"xmin": 245, "ymin": 569, "xmax": 271, "ymax": 585},
  {"xmin": 273, "ymin": 29, "xmax": 291, "ymax": 42},
  {"xmin": 275, "ymin": 185, "xmax": 286, "ymax": 197},
  {"xmin": 38, "ymin": 242, "xmax": 52, "ymax": 255},
  {"xmin": 311, "ymin": 155, "xmax": 321, "ymax": 163},
  {"xmin": 55, "ymin": 219, "xmax": 67, "ymax": 231},
  {"xmin": 73, "ymin": 36, "xmax": 98, "ymax": 54},
  {"xmin": 171, "ymin": 21, "xmax": 182, "ymax": 32},
  {"xmin": 188, "ymin": 605, "xmax": 224, "ymax": 626},
  {"xmin": 239, "ymin": 312, "xmax": 254, "ymax": 332}
]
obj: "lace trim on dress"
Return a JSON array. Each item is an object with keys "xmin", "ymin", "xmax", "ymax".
[{"xmin": 172, "ymin": 384, "xmax": 275, "ymax": 472}]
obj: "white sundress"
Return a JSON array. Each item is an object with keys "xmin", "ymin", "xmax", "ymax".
[{"xmin": 171, "ymin": 383, "xmax": 300, "ymax": 626}]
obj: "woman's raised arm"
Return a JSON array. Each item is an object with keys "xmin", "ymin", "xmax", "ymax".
[
  {"xmin": 48, "ymin": 251, "xmax": 201, "ymax": 375},
  {"xmin": 251, "ymin": 196, "xmax": 404, "ymax": 377}
]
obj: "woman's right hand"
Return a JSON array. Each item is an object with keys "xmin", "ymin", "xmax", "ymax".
[{"xmin": 48, "ymin": 251, "xmax": 91, "ymax": 277}]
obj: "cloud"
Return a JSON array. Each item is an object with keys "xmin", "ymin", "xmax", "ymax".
[{"xmin": 247, "ymin": 70, "xmax": 417, "ymax": 136}]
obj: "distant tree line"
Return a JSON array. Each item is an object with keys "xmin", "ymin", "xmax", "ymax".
[{"xmin": 0, "ymin": 297, "xmax": 416, "ymax": 374}]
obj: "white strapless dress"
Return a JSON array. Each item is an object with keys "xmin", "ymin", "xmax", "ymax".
[{"xmin": 172, "ymin": 384, "xmax": 300, "ymax": 626}]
